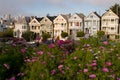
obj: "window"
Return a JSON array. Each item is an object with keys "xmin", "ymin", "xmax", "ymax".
[
  {"xmin": 74, "ymin": 17, "xmax": 76, "ymax": 19},
  {"xmin": 38, "ymin": 26, "xmax": 40, "ymax": 29},
  {"xmin": 75, "ymin": 22, "xmax": 79, "ymax": 26},
  {"xmin": 111, "ymin": 27, "xmax": 114, "ymax": 30},
  {"xmin": 14, "ymin": 32, "xmax": 17, "ymax": 36},
  {"xmin": 70, "ymin": 22, "xmax": 72, "ymax": 26},
  {"xmin": 45, "ymin": 19, "xmax": 47, "ymax": 22},
  {"xmin": 90, "ymin": 15, "xmax": 93, "ymax": 18}
]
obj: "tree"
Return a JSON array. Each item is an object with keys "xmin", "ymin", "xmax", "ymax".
[
  {"xmin": 97, "ymin": 31, "xmax": 105, "ymax": 38},
  {"xmin": 110, "ymin": 3, "xmax": 120, "ymax": 18},
  {"xmin": 42, "ymin": 33, "xmax": 50, "ymax": 41},
  {"xmin": 0, "ymin": 29, "xmax": 13, "ymax": 38},
  {"xmin": 22, "ymin": 31, "xmax": 35, "ymax": 41},
  {"xmin": 61, "ymin": 32, "xmax": 68, "ymax": 38},
  {"xmin": 77, "ymin": 31, "xmax": 85, "ymax": 37}
]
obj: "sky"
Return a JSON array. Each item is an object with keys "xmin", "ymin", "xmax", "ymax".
[{"xmin": 0, "ymin": 0, "xmax": 120, "ymax": 17}]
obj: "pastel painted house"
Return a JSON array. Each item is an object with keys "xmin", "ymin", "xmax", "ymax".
[
  {"xmin": 14, "ymin": 17, "xmax": 30, "ymax": 38},
  {"xmin": 40, "ymin": 16, "xmax": 56, "ymax": 37},
  {"xmin": 68, "ymin": 13, "xmax": 85, "ymax": 39},
  {"xmin": 29, "ymin": 17, "xmax": 43, "ymax": 35},
  {"xmin": 84, "ymin": 12, "xmax": 101, "ymax": 36},
  {"xmin": 101, "ymin": 9, "xmax": 119, "ymax": 39},
  {"xmin": 53, "ymin": 14, "xmax": 69, "ymax": 40}
]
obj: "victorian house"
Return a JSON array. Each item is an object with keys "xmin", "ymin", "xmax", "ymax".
[
  {"xmin": 68, "ymin": 13, "xmax": 85, "ymax": 39},
  {"xmin": 53, "ymin": 14, "xmax": 69, "ymax": 40},
  {"xmin": 84, "ymin": 12, "xmax": 101, "ymax": 36},
  {"xmin": 29, "ymin": 17, "xmax": 43, "ymax": 34},
  {"xmin": 14, "ymin": 17, "xmax": 31, "ymax": 38},
  {"xmin": 40, "ymin": 16, "xmax": 56, "ymax": 37},
  {"xmin": 101, "ymin": 9, "xmax": 119, "ymax": 39}
]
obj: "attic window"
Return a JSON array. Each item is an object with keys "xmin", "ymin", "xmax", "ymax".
[
  {"xmin": 74, "ymin": 17, "xmax": 76, "ymax": 19},
  {"xmin": 90, "ymin": 16, "xmax": 93, "ymax": 18},
  {"xmin": 45, "ymin": 19, "xmax": 47, "ymax": 22},
  {"xmin": 33, "ymin": 21, "xmax": 36, "ymax": 23}
]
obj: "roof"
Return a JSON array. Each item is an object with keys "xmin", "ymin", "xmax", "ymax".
[
  {"xmin": 47, "ymin": 16, "xmax": 57, "ymax": 22},
  {"xmin": 35, "ymin": 17, "xmax": 43, "ymax": 22},
  {"xmin": 93, "ymin": 12, "xmax": 101, "ymax": 18},
  {"xmin": 76, "ymin": 13, "xmax": 85, "ymax": 19},
  {"xmin": 61, "ymin": 14, "xmax": 69, "ymax": 21}
]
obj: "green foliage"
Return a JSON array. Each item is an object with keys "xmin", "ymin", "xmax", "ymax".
[
  {"xmin": 76, "ymin": 31, "xmax": 85, "ymax": 37},
  {"xmin": 97, "ymin": 31, "xmax": 105, "ymax": 38},
  {"xmin": 0, "ymin": 29, "xmax": 13, "ymax": 38},
  {"xmin": 42, "ymin": 33, "xmax": 50, "ymax": 41},
  {"xmin": 22, "ymin": 31, "xmax": 36, "ymax": 41},
  {"xmin": 110, "ymin": 3, "xmax": 120, "ymax": 18},
  {"xmin": 61, "ymin": 32, "xmax": 68, "ymax": 38}
]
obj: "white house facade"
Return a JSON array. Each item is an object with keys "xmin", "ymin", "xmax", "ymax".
[
  {"xmin": 29, "ymin": 18, "xmax": 42, "ymax": 34},
  {"xmin": 40, "ymin": 16, "xmax": 56, "ymax": 37},
  {"xmin": 68, "ymin": 13, "xmax": 84, "ymax": 39},
  {"xmin": 101, "ymin": 10, "xmax": 119, "ymax": 39},
  {"xmin": 14, "ymin": 17, "xmax": 30, "ymax": 38},
  {"xmin": 84, "ymin": 12, "xmax": 101, "ymax": 36},
  {"xmin": 53, "ymin": 14, "xmax": 69, "ymax": 40}
]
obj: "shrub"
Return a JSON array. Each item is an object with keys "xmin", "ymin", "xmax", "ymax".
[
  {"xmin": 77, "ymin": 31, "xmax": 85, "ymax": 37},
  {"xmin": 97, "ymin": 31, "xmax": 105, "ymax": 38},
  {"xmin": 22, "ymin": 31, "xmax": 36, "ymax": 41},
  {"xmin": 42, "ymin": 33, "xmax": 51, "ymax": 41},
  {"xmin": 0, "ymin": 29, "xmax": 13, "ymax": 38},
  {"xmin": 61, "ymin": 32, "xmax": 68, "ymax": 38}
]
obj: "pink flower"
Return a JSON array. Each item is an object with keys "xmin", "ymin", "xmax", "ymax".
[
  {"xmin": 93, "ymin": 60, "xmax": 97, "ymax": 63},
  {"xmin": 106, "ymin": 61, "xmax": 112, "ymax": 66},
  {"xmin": 51, "ymin": 69, "xmax": 56, "ymax": 75},
  {"xmin": 48, "ymin": 44, "xmax": 55, "ymax": 48},
  {"xmin": 41, "ymin": 61, "xmax": 46, "ymax": 64},
  {"xmin": 9, "ymin": 76, "xmax": 15, "ymax": 80},
  {"xmin": 37, "ymin": 51, "xmax": 43, "ymax": 55},
  {"xmin": 73, "ymin": 56, "xmax": 78, "ymax": 60},
  {"xmin": 90, "ymin": 62, "xmax": 97, "ymax": 67},
  {"xmin": 89, "ymin": 74, "xmax": 96, "ymax": 78},
  {"xmin": 58, "ymin": 64, "xmax": 63, "ymax": 70},
  {"xmin": 3, "ymin": 63, "xmax": 10, "ymax": 69},
  {"xmin": 102, "ymin": 68, "xmax": 109, "ymax": 72},
  {"xmin": 83, "ymin": 68, "xmax": 88, "ymax": 73},
  {"xmin": 21, "ymin": 48, "xmax": 26, "ymax": 53},
  {"xmin": 103, "ymin": 41, "xmax": 109, "ymax": 45}
]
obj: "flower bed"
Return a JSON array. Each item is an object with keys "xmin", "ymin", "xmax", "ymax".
[{"xmin": 0, "ymin": 37, "xmax": 120, "ymax": 80}]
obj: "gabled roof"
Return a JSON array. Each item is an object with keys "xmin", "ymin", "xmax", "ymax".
[
  {"xmin": 35, "ymin": 17, "xmax": 43, "ymax": 22},
  {"xmin": 47, "ymin": 16, "xmax": 57, "ymax": 22},
  {"xmin": 76, "ymin": 13, "xmax": 85, "ymax": 19},
  {"xmin": 61, "ymin": 14, "xmax": 69, "ymax": 21},
  {"xmin": 102, "ymin": 9, "xmax": 119, "ymax": 18},
  {"xmin": 93, "ymin": 12, "xmax": 101, "ymax": 18}
]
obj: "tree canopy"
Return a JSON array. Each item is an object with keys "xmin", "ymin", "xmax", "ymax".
[{"xmin": 110, "ymin": 3, "xmax": 120, "ymax": 18}]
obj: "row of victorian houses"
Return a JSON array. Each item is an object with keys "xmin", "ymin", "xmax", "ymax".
[{"xmin": 0, "ymin": 9, "xmax": 119, "ymax": 40}]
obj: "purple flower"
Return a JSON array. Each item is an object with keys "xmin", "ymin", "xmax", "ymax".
[
  {"xmin": 83, "ymin": 68, "xmax": 88, "ymax": 73},
  {"xmin": 41, "ymin": 61, "xmax": 46, "ymax": 64},
  {"xmin": 51, "ymin": 69, "xmax": 56, "ymax": 75},
  {"xmin": 89, "ymin": 74, "xmax": 96, "ymax": 78},
  {"xmin": 3, "ymin": 63, "xmax": 9, "ymax": 69},
  {"xmin": 106, "ymin": 61, "xmax": 112, "ymax": 66},
  {"xmin": 21, "ymin": 48, "xmax": 26, "ymax": 53},
  {"xmin": 9, "ymin": 76, "xmax": 15, "ymax": 80},
  {"xmin": 37, "ymin": 51, "xmax": 43, "ymax": 55},
  {"xmin": 103, "ymin": 41, "xmax": 109, "ymax": 45},
  {"xmin": 58, "ymin": 64, "xmax": 63, "ymax": 70},
  {"xmin": 102, "ymin": 68, "xmax": 109, "ymax": 72},
  {"xmin": 90, "ymin": 62, "xmax": 97, "ymax": 66},
  {"xmin": 48, "ymin": 44, "xmax": 55, "ymax": 48}
]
